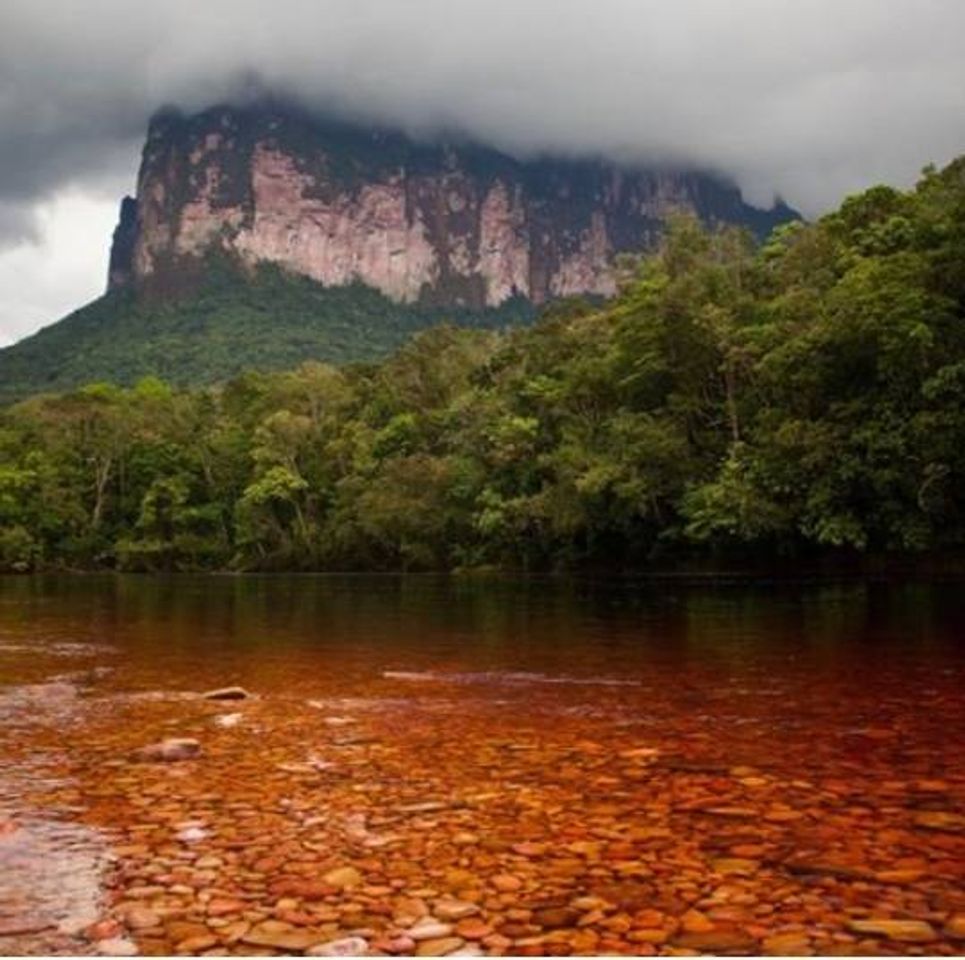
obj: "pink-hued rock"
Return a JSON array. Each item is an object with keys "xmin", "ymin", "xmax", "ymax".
[
  {"xmin": 111, "ymin": 104, "xmax": 793, "ymax": 306},
  {"xmin": 234, "ymin": 146, "xmax": 440, "ymax": 303}
]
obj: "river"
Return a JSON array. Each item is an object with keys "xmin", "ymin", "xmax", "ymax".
[{"xmin": 0, "ymin": 575, "xmax": 962, "ymax": 956}]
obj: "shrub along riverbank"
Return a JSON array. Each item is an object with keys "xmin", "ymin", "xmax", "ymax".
[{"xmin": 1, "ymin": 158, "xmax": 964, "ymax": 572}]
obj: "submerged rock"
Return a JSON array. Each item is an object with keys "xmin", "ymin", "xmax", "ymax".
[
  {"xmin": 174, "ymin": 933, "xmax": 218, "ymax": 952},
  {"xmin": 846, "ymin": 919, "xmax": 937, "ymax": 942},
  {"xmin": 214, "ymin": 712, "xmax": 243, "ymax": 728},
  {"xmin": 673, "ymin": 929, "xmax": 759, "ymax": 952},
  {"xmin": 307, "ymin": 936, "xmax": 370, "ymax": 956},
  {"xmin": 944, "ymin": 915, "xmax": 965, "ymax": 939},
  {"xmin": 784, "ymin": 859, "xmax": 872, "ymax": 880},
  {"xmin": 242, "ymin": 929, "xmax": 319, "ymax": 951},
  {"xmin": 416, "ymin": 937, "xmax": 465, "ymax": 957},
  {"xmin": 202, "ymin": 686, "xmax": 251, "ymax": 701},
  {"xmin": 83, "ymin": 919, "xmax": 123, "ymax": 941},
  {"xmin": 409, "ymin": 919, "xmax": 454, "ymax": 941},
  {"xmin": 322, "ymin": 865, "xmax": 362, "ymax": 889},
  {"xmin": 175, "ymin": 824, "xmax": 208, "ymax": 843},
  {"xmin": 762, "ymin": 933, "xmax": 814, "ymax": 956},
  {"xmin": 94, "ymin": 937, "xmax": 138, "ymax": 956},
  {"xmin": 453, "ymin": 919, "xmax": 491, "ymax": 940},
  {"xmin": 136, "ymin": 737, "xmax": 200, "ymax": 762},
  {"xmin": 122, "ymin": 905, "xmax": 159, "ymax": 930},
  {"xmin": 913, "ymin": 810, "xmax": 964, "ymax": 832},
  {"xmin": 433, "ymin": 900, "xmax": 479, "ymax": 921}
]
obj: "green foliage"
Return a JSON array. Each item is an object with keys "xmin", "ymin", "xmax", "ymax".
[
  {"xmin": 1, "ymin": 157, "xmax": 964, "ymax": 570},
  {"xmin": 0, "ymin": 261, "xmax": 534, "ymax": 404}
]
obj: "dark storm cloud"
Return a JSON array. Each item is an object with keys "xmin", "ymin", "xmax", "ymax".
[{"xmin": 2, "ymin": 0, "xmax": 965, "ymax": 246}]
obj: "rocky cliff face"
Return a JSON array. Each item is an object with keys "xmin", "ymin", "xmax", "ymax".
[{"xmin": 110, "ymin": 103, "xmax": 796, "ymax": 307}]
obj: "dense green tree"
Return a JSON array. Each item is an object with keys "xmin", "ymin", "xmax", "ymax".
[{"xmin": 1, "ymin": 156, "xmax": 963, "ymax": 572}]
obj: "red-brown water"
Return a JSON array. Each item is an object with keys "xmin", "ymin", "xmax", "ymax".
[{"xmin": 0, "ymin": 575, "xmax": 962, "ymax": 956}]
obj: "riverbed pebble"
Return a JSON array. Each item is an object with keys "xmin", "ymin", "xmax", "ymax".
[
  {"xmin": 409, "ymin": 919, "xmax": 455, "ymax": 940},
  {"xmin": 137, "ymin": 738, "xmax": 200, "ymax": 762},
  {"xmin": 5, "ymin": 631, "xmax": 964, "ymax": 959},
  {"xmin": 94, "ymin": 937, "xmax": 139, "ymax": 956},
  {"xmin": 306, "ymin": 935, "xmax": 370, "ymax": 956}
]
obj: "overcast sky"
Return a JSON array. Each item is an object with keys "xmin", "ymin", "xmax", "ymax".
[{"xmin": 2, "ymin": 0, "xmax": 964, "ymax": 345}]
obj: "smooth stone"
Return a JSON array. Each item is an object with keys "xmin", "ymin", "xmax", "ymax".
[
  {"xmin": 176, "ymin": 825, "xmax": 207, "ymax": 843},
  {"xmin": 454, "ymin": 919, "xmax": 492, "ymax": 940},
  {"xmin": 763, "ymin": 933, "xmax": 814, "ymax": 956},
  {"xmin": 95, "ymin": 938, "xmax": 139, "ymax": 956},
  {"xmin": 944, "ymin": 915, "xmax": 965, "ymax": 939},
  {"xmin": 176, "ymin": 934, "xmax": 219, "ymax": 952},
  {"xmin": 207, "ymin": 898, "xmax": 246, "ymax": 917},
  {"xmin": 202, "ymin": 686, "xmax": 251, "ymax": 700},
  {"xmin": 846, "ymin": 920, "xmax": 937, "ymax": 942},
  {"xmin": 138, "ymin": 738, "xmax": 201, "ymax": 762},
  {"xmin": 242, "ymin": 929, "xmax": 319, "ymax": 951},
  {"xmin": 415, "ymin": 936, "xmax": 466, "ymax": 957},
  {"xmin": 434, "ymin": 901, "xmax": 480, "ymax": 921},
  {"xmin": 219, "ymin": 922, "xmax": 251, "ymax": 945},
  {"xmin": 571, "ymin": 897, "xmax": 608, "ymax": 912},
  {"xmin": 409, "ymin": 919, "xmax": 455, "ymax": 941},
  {"xmin": 628, "ymin": 928, "xmax": 671, "ymax": 945},
  {"xmin": 375, "ymin": 935, "xmax": 417, "ymax": 954},
  {"xmin": 306, "ymin": 936, "xmax": 370, "ymax": 956},
  {"xmin": 704, "ymin": 806, "xmax": 757, "ymax": 818},
  {"xmin": 323, "ymin": 866, "xmax": 363, "ymax": 889},
  {"xmin": 784, "ymin": 859, "xmax": 872, "ymax": 880},
  {"xmin": 126, "ymin": 886, "xmax": 165, "ymax": 899},
  {"xmin": 711, "ymin": 858, "xmax": 759, "ymax": 875},
  {"xmin": 491, "ymin": 874, "xmax": 523, "ymax": 892},
  {"xmin": 874, "ymin": 869, "xmax": 925, "ymax": 885},
  {"xmin": 673, "ymin": 930, "xmax": 758, "ymax": 952},
  {"xmin": 84, "ymin": 920, "xmax": 124, "ymax": 941},
  {"xmin": 165, "ymin": 922, "xmax": 211, "ymax": 942},
  {"xmin": 533, "ymin": 907, "xmax": 579, "ymax": 929},
  {"xmin": 124, "ymin": 906, "xmax": 160, "ymax": 929},
  {"xmin": 913, "ymin": 811, "xmax": 963, "ymax": 832},
  {"xmin": 680, "ymin": 910, "xmax": 715, "ymax": 934}
]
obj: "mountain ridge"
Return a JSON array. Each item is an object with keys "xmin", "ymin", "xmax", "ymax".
[
  {"xmin": 109, "ymin": 101, "xmax": 797, "ymax": 306},
  {"xmin": 0, "ymin": 99, "xmax": 798, "ymax": 401}
]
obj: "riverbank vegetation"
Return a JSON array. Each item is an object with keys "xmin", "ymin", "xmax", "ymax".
[{"xmin": 1, "ymin": 158, "xmax": 963, "ymax": 572}]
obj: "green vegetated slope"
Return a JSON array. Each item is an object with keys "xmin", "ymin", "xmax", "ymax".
[
  {"xmin": 0, "ymin": 262, "xmax": 535, "ymax": 403},
  {"xmin": 1, "ymin": 158, "xmax": 963, "ymax": 573}
]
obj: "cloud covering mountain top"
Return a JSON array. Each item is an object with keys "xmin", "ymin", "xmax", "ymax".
[{"xmin": 1, "ymin": 0, "xmax": 964, "ymax": 341}]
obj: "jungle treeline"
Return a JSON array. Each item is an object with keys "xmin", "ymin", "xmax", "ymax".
[{"xmin": 2, "ymin": 158, "xmax": 964, "ymax": 572}]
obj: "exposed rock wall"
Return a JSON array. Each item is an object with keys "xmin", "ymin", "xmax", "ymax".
[
  {"xmin": 110, "ymin": 104, "xmax": 796, "ymax": 306},
  {"xmin": 106, "ymin": 196, "xmax": 138, "ymax": 289}
]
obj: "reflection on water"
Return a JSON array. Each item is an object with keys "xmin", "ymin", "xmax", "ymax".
[
  {"xmin": 0, "ymin": 575, "xmax": 963, "ymax": 956},
  {"xmin": 0, "ymin": 676, "xmax": 110, "ymax": 954},
  {"xmin": 2, "ymin": 574, "xmax": 961, "ymax": 681}
]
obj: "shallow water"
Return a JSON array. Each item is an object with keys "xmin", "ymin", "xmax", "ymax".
[{"xmin": 0, "ymin": 574, "xmax": 962, "ymax": 956}]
